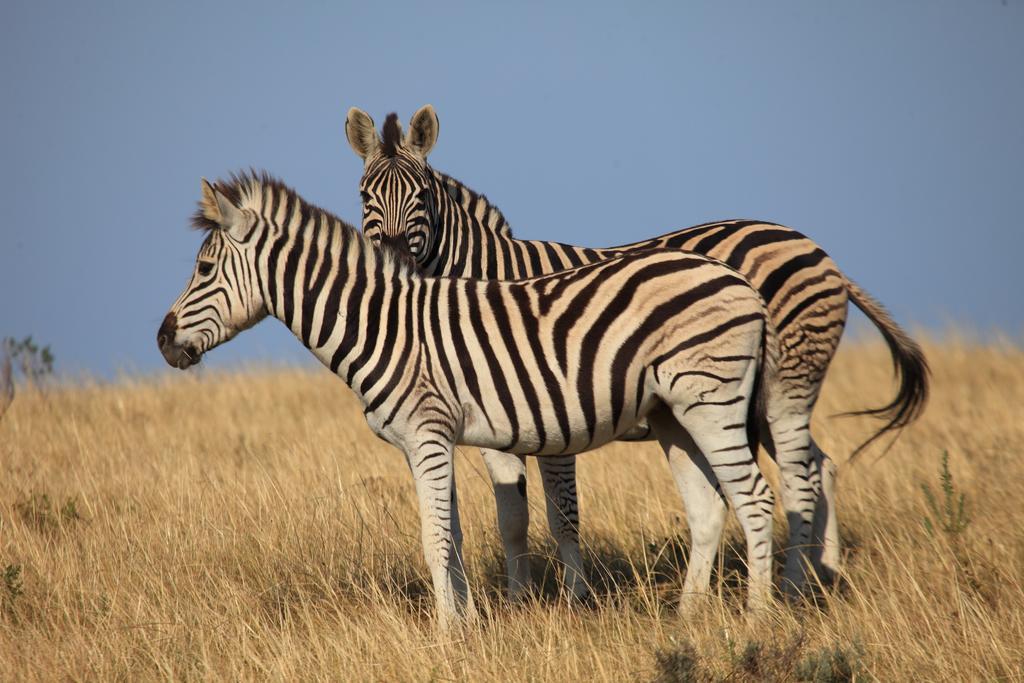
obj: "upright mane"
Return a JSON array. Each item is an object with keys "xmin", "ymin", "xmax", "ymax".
[
  {"xmin": 434, "ymin": 169, "xmax": 514, "ymax": 239},
  {"xmin": 381, "ymin": 113, "xmax": 403, "ymax": 158},
  {"xmin": 189, "ymin": 169, "xmax": 412, "ymax": 275},
  {"xmin": 190, "ymin": 170, "xmax": 344, "ymax": 232}
]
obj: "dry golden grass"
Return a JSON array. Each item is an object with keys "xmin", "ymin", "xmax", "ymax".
[{"xmin": 1, "ymin": 338, "xmax": 1022, "ymax": 681}]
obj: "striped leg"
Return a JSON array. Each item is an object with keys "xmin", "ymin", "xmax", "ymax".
[
  {"xmin": 449, "ymin": 479, "xmax": 476, "ymax": 617},
  {"xmin": 409, "ymin": 441, "xmax": 474, "ymax": 628},
  {"xmin": 771, "ymin": 412, "xmax": 817, "ymax": 596},
  {"xmin": 810, "ymin": 439, "xmax": 841, "ymax": 583},
  {"xmin": 538, "ymin": 456, "xmax": 588, "ymax": 601},
  {"xmin": 669, "ymin": 417, "xmax": 775, "ymax": 610},
  {"xmin": 649, "ymin": 416, "xmax": 729, "ymax": 610},
  {"xmin": 481, "ymin": 449, "xmax": 532, "ymax": 599},
  {"xmin": 650, "ymin": 407, "xmax": 774, "ymax": 611}
]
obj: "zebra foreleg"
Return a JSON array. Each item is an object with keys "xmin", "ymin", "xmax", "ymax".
[
  {"xmin": 480, "ymin": 449, "xmax": 532, "ymax": 600},
  {"xmin": 408, "ymin": 441, "xmax": 475, "ymax": 628},
  {"xmin": 538, "ymin": 455, "xmax": 588, "ymax": 602}
]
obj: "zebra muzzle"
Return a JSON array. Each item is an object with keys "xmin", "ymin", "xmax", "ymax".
[{"xmin": 157, "ymin": 313, "xmax": 201, "ymax": 370}]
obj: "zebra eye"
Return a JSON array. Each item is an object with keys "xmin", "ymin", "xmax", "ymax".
[
  {"xmin": 360, "ymin": 191, "xmax": 371, "ymax": 203},
  {"xmin": 197, "ymin": 261, "xmax": 214, "ymax": 276}
]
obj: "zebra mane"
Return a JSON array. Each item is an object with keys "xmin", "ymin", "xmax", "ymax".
[
  {"xmin": 191, "ymin": 169, "xmax": 413, "ymax": 275},
  {"xmin": 433, "ymin": 170, "xmax": 514, "ymax": 239},
  {"xmin": 381, "ymin": 113, "xmax": 402, "ymax": 158},
  {"xmin": 190, "ymin": 170, "xmax": 312, "ymax": 232}
]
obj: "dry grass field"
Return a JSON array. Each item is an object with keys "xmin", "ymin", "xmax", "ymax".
[{"xmin": 1, "ymin": 338, "xmax": 1022, "ymax": 681}]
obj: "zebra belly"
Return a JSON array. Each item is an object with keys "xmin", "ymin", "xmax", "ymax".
[{"xmin": 455, "ymin": 390, "xmax": 662, "ymax": 456}]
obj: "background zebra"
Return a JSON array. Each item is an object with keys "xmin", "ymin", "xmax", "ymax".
[
  {"xmin": 345, "ymin": 105, "xmax": 930, "ymax": 599},
  {"xmin": 157, "ymin": 171, "xmax": 782, "ymax": 625}
]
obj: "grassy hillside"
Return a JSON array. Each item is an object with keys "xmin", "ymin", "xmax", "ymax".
[{"xmin": 1, "ymin": 339, "xmax": 1022, "ymax": 681}]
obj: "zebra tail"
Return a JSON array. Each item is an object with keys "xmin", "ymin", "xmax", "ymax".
[
  {"xmin": 747, "ymin": 312, "xmax": 780, "ymax": 460},
  {"xmin": 841, "ymin": 277, "xmax": 930, "ymax": 458}
]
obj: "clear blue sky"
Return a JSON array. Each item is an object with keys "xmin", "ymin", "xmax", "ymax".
[{"xmin": 2, "ymin": 1, "xmax": 1021, "ymax": 377}]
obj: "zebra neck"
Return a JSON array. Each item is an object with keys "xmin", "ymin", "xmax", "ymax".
[
  {"xmin": 429, "ymin": 170, "xmax": 519, "ymax": 279},
  {"xmin": 428, "ymin": 170, "xmax": 608, "ymax": 279},
  {"xmin": 255, "ymin": 211, "xmax": 418, "ymax": 404}
]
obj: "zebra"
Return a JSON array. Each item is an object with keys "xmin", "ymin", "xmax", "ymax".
[
  {"xmin": 157, "ymin": 171, "xmax": 782, "ymax": 625},
  {"xmin": 344, "ymin": 105, "xmax": 930, "ymax": 600}
]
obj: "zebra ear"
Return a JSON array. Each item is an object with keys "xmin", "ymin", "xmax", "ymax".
[
  {"xmin": 346, "ymin": 107, "xmax": 380, "ymax": 161},
  {"xmin": 200, "ymin": 178, "xmax": 243, "ymax": 235},
  {"xmin": 199, "ymin": 178, "xmax": 224, "ymax": 225},
  {"xmin": 406, "ymin": 104, "xmax": 438, "ymax": 159}
]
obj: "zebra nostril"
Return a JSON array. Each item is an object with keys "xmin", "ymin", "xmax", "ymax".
[{"xmin": 157, "ymin": 312, "xmax": 178, "ymax": 351}]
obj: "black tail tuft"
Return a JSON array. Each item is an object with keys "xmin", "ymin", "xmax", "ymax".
[
  {"xmin": 748, "ymin": 317, "xmax": 777, "ymax": 460},
  {"xmin": 842, "ymin": 278, "xmax": 930, "ymax": 458}
]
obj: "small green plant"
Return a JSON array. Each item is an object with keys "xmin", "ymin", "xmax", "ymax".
[
  {"xmin": 734, "ymin": 640, "xmax": 763, "ymax": 676},
  {"xmin": 654, "ymin": 635, "xmax": 866, "ymax": 683},
  {"xmin": 653, "ymin": 640, "xmax": 705, "ymax": 683},
  {"xmin": 2, "ymin": 564, "xmax": 24, "ymax": 617},
  {"xmin": 2, "ymin": 336, "xmax": 55, "ymax": 385},
  {"xmin": 14, "ymin": 492, "xmax": 83, "ymax": 532},
  {"xmin": 3, "ymin": 564, "xmax": 23, "ymax": 600},
  {"xmin": 921, "ymin": 451, "xmax": 969, "ymax": 537},
  {"xmin": 60, "ymin": 497, "xmax": 81, "ymax": 522},
  {"xmin": 0, "ymin": 336, "xmax": 55, "ymax": 421},
  {"xmin": 921, "ymin": 451, "xmax": 987, "ymax": 597},
  {"xmin": 794, "ymin": 643, "xmax": 866, "ymax": 683}
]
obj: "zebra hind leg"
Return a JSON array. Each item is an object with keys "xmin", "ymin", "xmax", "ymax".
[
  {"xmin": 809, "ymin": 438, "xmax": 841, "ymax": 585},
  {"xmin": 480, "ymin": 449, "xmax": 532, "ymax": 600},
  {"xmin": 449, "ymin": 478, "xmax": 476, "ymax": 619},
  {"xmin": 648, "ymin": 408, "xmax": 729, "ymax": 614},
  {"xmin": 537, "ymin": 455, "xmax": 589, "ymax": 602},
  {"xmin": 670, "ymin": 407, "xmax": 775, "ymax": 612},
  {"xmin": 770, "ymin": 411, "xmax": 818, "ymax": 597}
]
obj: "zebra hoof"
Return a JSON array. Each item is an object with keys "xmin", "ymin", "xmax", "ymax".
[{"xmin": 677, "ymin": 591, "xmax": 717, "ymax": 617}]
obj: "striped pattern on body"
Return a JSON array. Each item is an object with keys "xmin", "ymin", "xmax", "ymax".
[
  {"xmin": 346, "ymin": 106, "xmax": 929, "ymax": 597},
  {"xmin": 158, "ymin": 171, "xmax": 781, "ymax": 624}
]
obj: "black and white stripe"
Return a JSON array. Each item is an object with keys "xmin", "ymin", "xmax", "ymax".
[
  {"xmin": 159, "ymin": 171, "xmax": 782, "ymax": 624},
  {"xmin": 346, "ymin": 105, "xmax": 930, "ymax": 597}
]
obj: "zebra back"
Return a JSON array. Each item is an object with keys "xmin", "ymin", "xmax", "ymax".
[{"xmin": 346, "ymin": 107, "xmax": 927, "ymax": 449}]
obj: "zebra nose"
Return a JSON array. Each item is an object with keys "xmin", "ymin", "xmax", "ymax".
[{"xmin": 157, "ymin": 312, "xmax": 178, "ymax": 349}]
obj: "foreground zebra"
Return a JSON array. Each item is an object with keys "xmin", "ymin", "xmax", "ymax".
[
  {"xmin": 157, "ymin": 171, "xmax": 781, "ymax": 625},
  {"xmin": 345, "ymin": 105, "xmax": 930, "ymax": 598}
]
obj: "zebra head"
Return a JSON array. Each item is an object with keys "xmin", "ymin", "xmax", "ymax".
[
  {"xmin": 157, "ymin": 179, "xmax": 268, "ymax": 369},
  {"xmin": 346, "ymin": 105, "xmax": 440, "ymax": 267}
]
